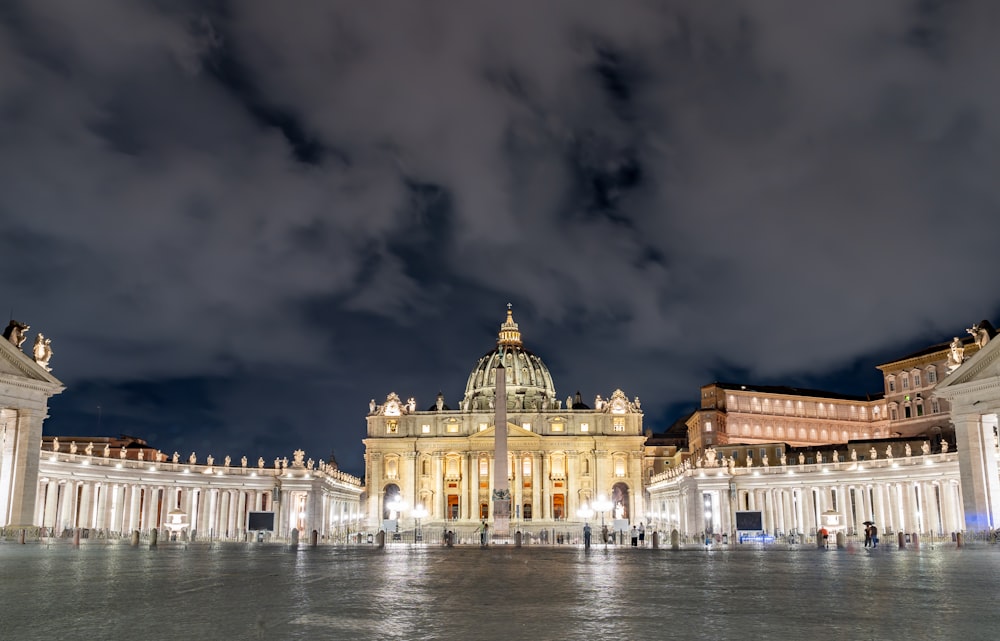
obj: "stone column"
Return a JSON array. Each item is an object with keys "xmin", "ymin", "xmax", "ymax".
[
  {"xmin": 94, "ymin": 483, "xmax": 108, "ymax": 531},
  {"xmin": 531, "ymin": 452, "xmax": 541, "ymax": 521},
  {"xmin": 460, "ymin": 454, "xmax": 470, "ymax": 521},
  {"xmin": 4, "ymin": 410, "xmax": 45, "ymax": 526},
  {"xmin": 953, "ymin": 411, "xmax": 1000, "ymax": 530},
  {"xmin": 42, "ymin": 480, "xmax": 58, "ymax": 529}
]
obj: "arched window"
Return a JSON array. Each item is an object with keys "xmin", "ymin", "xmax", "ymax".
[{"xmin": 385, "ymin": 456, "xmax": 399, "ymax": 480}]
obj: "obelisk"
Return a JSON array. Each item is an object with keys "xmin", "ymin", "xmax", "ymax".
[{"xmin": 492, "ymin": 361, "xmax": 511, "ymax": 534}]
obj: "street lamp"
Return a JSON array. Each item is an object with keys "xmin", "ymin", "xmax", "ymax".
[
  {"xmin": 413, "ymin": 504, "xmax": 427, "ymax": 542},
  {"xmin": 386, "ymin": 498, "xmax": 404, "ymax": 540},
  {"xmin": 592, "ymin": 495, "xmax": 613, "ymax": 546}
]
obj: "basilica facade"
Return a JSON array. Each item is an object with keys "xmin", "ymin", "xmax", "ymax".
[{"xmin": 362, "ymin": 308, "xmax": 647, "ymax": 530}]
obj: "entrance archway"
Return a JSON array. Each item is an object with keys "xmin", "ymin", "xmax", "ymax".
[{"xmin": 611, "ymin": 482, "xmax": 630, "ymax": 521}]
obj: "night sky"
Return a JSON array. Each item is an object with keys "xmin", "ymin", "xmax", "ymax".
[{"xmin": 2, "ymin": 2, "xmax": 999, "ymax": 477}]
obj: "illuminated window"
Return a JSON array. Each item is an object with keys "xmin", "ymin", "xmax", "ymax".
[
  {"xmin": 551, "ymin": 454, "xmax": 565, "ymax": 477},
  {"xmin": 447, "ymin": 424, "xmax": 459, "ymax": 433},
  {"xmin": 522, "ymin": 423, "xmax": 532, "ymax": 432},
  {"xmin": 421, "ymin": 424, "xmax": 430, "ymax": 434},
  {"xmin": 386, "ymin": 420, "xmax": 398, "ymax": 434},
  {"xmin": 522, "ymin": 456, "xmax": 532, "ymax": 477},
  {"xmin": 613, "ymin": 455, "xmax": 626, "ymax": 477},
  {"xmin": 704, "ymin": 421, "xmax": 712, "ymax": 432},
  {"xmin": 385, "ymin": 457, "xmax": 398, "ymax": 479},
  {"xmin": 479, "ymin": 423, "xmax": 487, "ymax": 432},
  {"xmin": 580, "ymin": 423, "xmax": 589, "ymax": 433},
  {"xmin": 446, "ymin": 456, "xmax": 459, "ymax": 476},
  {"xmin": 552, "ymin": 423, "xmax": 564, "ymax": 432},
  {"xmin": 613, "ymin": 418, "xmax": 625, "ymax": 432},
  {"xmin": 479, "ymin": 456, "xmax": 489, "ymax": 476}
]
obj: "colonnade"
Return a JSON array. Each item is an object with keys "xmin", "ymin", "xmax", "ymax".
[
  {"xmin": 32, "ymin": 454, "xmax": 364, "ymax": 541},
  {"xmin": 649, "ymin": 454, "xmax": 966, "ymax": 538}
]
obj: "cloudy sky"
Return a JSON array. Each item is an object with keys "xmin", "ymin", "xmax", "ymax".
[{"xmin": 2, "ymin": 1, "xmax": 998, "ymax": 476}]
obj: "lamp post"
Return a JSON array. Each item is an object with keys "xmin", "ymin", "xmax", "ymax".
[
  {"xmin": 386, "ymin": 498, "xmax": 404, "ymax": 540},
  {"xmin": 413, "ymin": 505, "xmax": 427, "ymax": 542},
  {"xmin": 592, "ymin": 495, "xmax": 613, "ymax": 546}
]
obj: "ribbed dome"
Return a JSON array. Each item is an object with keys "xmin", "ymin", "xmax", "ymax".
[{"xmin": 462, "ymin": 307, "xmax": 557, "ymax": 412}]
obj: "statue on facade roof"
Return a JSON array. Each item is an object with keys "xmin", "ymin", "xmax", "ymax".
[
  {"xmin": 224, "ymin": 455, "xmax": 231, "ymax": 468},
  {"xmin": 189, "ymin": 452, "xmax": 197, "ymax": 465},
  {"xmin": 947, "ymin": 337, "xmax": 965, "ymax": 371},
  {"xmin": 816, "ymin": 451, "xmax": 823, "ymax": 464},
  {"xmin": 369, "ymin": 399, "xmax": 376, "ymax": 414},
  {"xmin": 293, "ymin": 450, "xmax": 305, "ymax": 467},
  {"xmin": 885, "ymin": 445, "xmax": 893, "ymax": 459},
  {"xmin": 52, "ymin": 437, "xmax": 60, "ymax": 453},
  {"xmin": 69, "ymin": 441, "xmax": 77, "ymax": 455},
  {"xmin": 941, "ymin": 440, "xmax": 949, "ymax": 453},
  {"xmin": 832, "ymin": 450, "xmax": 839, "ymax": 463},
  {"xmin": 905, "ymin": 443, "xmax": 912, "ymax": 457},
  {"xmin": 120, "ymin": 446, "xmax": 127, "ymax": 459},
  {"xmin": 968, "ymin": 323, "xmax": 990, "ymax": 349},
  {"xmin": 32, "ymin": 334, "xmax": 53, "ymax": 371},
  {"xmin": 869, "ymin": 446, "xmax": 877, "ymax": 460},
  {"xmin": 850, "ymin": 448, "xmax": 857, "ymax": 461},
  {"xmin": 85, "ymin": 442, "xmax": 94, "ymax": 456},
  {"xmin": 258, "ymin": 457, "xmax": 265, "ymax": 469},
  {"xmin": 922, "ymin": 441, "xmax": 931, "ymax": 455},
  {"xmin": 104, "ymin": 443, "xmax": 110, "ymax": 458},
  {"xmin": 137, "ymin": 449, "xmax": 144, "ymax": 461},
  {"xmin": 798, "ymin": 452, "xmax": 805, "ymax": 465},
  {"xmin": 241, "ymin": 456, "xmax": 247, "ymax": 468},
  {"xmin": 3, "ymin": 320, "xmax": 29, "ymax": 348}
]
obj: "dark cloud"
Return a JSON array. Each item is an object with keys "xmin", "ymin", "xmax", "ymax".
[{"xmin": 2, "ymin": 1, "xmax": 999, "ymax": 475}]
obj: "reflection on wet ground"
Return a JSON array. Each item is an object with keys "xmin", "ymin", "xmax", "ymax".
[{"xmin": 1, "ymin": 543, "xmax": 998, "ymax": 641}]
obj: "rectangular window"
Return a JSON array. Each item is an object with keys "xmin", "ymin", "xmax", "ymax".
[
  {"xmin": 904, "ymin": 406, "xmax": 911, "ymax": 419},
  {"xmin": 613, "ymin": 418, "xmax": 625, "ymax": 432},
  {"xmin": 522, "ymin": 422, "xmax": 532, "ymax": 432},
  {"xmin": 890, "ymin": 407, "xmax": 898, "ymax": 420},
  {"xmin": 479, "ymin": 423, "xmax": 487, "ymax": 431},
  {"xmin": 931, "ymin": 398, "xmax": 940, "ymax": 413},
  {"xmin": 552, "ymin": 423, "xmax": 564, "ymax": 432},
  {"xmin": 704, "ymin": 421, "xmax": 713, "ymax": 432},
  {"xmin": 580, "ymin": 423, "xmax": 589, "ymax": 433},
  {"xmin": 387, "ymin": 420, "xmax": 398, "ymax": 434},
  {"xmin": 447, "ymin": 424, "xmax": 459, "ymax": 433},
  {"xmin": 916, "ymin": 404, "xmax": 924, "ymax": 417},
  {"xmin": 902, "ymin": 376, "xmax": 910, "ymax": 390},
  {"xmin": 888, "ymin": 379, "xmax": 896, "ymax": 392},
  {"xmin": 421, "ymin": 424, "xmax": 430, "ymax": 434},
  {"xmin": 927, "ymin": 369, "xmax": 937, "ymax": 384},
  {"xmin": 913, "ymin": 373, "xmax": 921, "ymax": 387}
]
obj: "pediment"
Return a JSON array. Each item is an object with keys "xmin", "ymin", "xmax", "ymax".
[
  {"xmin": 936, "ymin": 335, "xmax": 1000, "ymax": 394},
  {"xmin": 0, "ymin": 337, "xmax": 64, "ymax": 389},
  {"xmin": 470, "ymin": 423, "xmax": 541, "ymax": 440}
]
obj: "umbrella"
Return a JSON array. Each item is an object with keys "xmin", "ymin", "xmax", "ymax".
[{"xmin": 863, "ymin": 521, "xmax": 874, "ymax": 526}]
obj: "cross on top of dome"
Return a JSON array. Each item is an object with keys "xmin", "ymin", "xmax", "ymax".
[{"xmin": 498, "ymin": 304, "xmax": 522, "ymax": 347}]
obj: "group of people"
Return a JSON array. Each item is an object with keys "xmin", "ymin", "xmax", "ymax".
[
  {"xmin": 587, "ymin": 522, "xmax": 648, "ymax": 547},
  {"xmin": 863, "ymin": 523, "xmax": 879, "ymax": 548}
]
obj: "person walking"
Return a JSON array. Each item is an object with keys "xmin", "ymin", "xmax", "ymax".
[
  {"xmin": 870, "ymin": 524, "xmax": 878, "ymax": 548},
  {"xmin": 583, "ymin": 523, "xmax": 592, "ymax": 549},
  {"xmin": 630, "ymin": 525, "xmax": 639, "ymax": 547}
]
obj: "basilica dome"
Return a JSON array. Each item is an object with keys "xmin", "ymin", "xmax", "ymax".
[{"xmin": 462, "ymin": 308, "xmax": 558, "ymax": 412}]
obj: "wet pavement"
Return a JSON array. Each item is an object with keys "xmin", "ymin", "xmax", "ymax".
[{"xmin": 1, "ymin": 542, "xmax": 998, "ymax": 641}]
